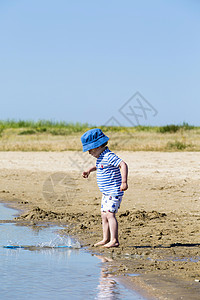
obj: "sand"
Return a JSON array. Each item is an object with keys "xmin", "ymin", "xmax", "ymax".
[{"xmin": 0, "ymin": 151, "xmax": 200, "ymax": 299}]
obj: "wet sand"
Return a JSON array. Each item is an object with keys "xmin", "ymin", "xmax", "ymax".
[{"xmin": 0, "ymin": 151, "xmax": 200, "ymax": 299}]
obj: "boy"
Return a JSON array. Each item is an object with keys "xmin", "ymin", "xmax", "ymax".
[{"xmin": 81, "ymin": 128, "xmax": 128, "ymax": 248}]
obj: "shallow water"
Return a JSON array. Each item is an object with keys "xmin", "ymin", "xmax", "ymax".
[{"xmin": 0, "ymin": 203, "xmax": 145, "ymax": 300}]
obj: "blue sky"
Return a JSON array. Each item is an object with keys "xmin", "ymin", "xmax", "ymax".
[{"xmin": 0, "ymin": 0, "xmax": 199, "ymax": 126}]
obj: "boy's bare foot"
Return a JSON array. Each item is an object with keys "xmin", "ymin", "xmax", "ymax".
[
  {"xmin": 94, "ymin": 240, "xmax": 109, "ymax": 247},
  {"xmin": 102, "ymin": 241, "xmax": 119, "ymax": 248}
]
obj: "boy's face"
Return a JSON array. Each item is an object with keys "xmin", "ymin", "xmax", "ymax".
[{"xmin": 88, "ymin": 146, "xmax": 104, "ymax": 158}]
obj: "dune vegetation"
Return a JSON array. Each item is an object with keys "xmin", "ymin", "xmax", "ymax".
[{"xmin": 0, "ymin": 120, "xmax": 199, "ymax": 151}]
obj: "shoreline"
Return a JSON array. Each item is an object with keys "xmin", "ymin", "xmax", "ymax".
[
  {"xmin": 2, "ymin": 198, "xmax": 200, "ymax": 300},
  {"xmin": 0, "ymin": 199, "xmax": 151, "ymax": 300},
  {"xmin": 0, "ymin": 151, "xmax": 200, "ymax": 299}
]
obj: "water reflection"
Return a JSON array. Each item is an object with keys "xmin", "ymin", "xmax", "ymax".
[
  {"xmin": 0, "ymin": 203, "xmax": 144, "ymax": 300},
  {"xmin": 95, "ymin": 255, "xmax": 120, "ymax": 300},
  {"xmin": 95, "ymin": 255, "xmax": 143, "ymax": 300}
]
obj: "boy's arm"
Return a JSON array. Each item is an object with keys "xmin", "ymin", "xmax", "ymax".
[
  {"xmin": 82, "ymin": 166, "xmax": 97, "ymax": 178},
  {"xmin": 119, "ymin": 161, "xmax": 128, "ymax": 191}
]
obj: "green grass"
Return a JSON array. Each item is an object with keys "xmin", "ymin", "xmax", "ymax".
[
  {"xmin": 0, "ymin": 120, "xmax": 89, "ymax": 131},
  {"xmin": 158, "ymin": 122, "xmax": 195, "ymax": 133},
  {"xmin": 0, "ymin": 120, "xmax": 91, "ymax": 136},
  {"xmin": 0, "ymin": 120, "xmax": 199, "ymax": 151},
  {"xmin": 167, "ymin": 141, "xmax": 189, "ymax": 150},
  {"xmin": 0, "ymin": 120, "xmax": 198, "ymax": 134}
]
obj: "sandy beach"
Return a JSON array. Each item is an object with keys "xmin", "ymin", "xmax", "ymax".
[{"xmin": 1, "ymin": 151, "xmax": 200, "ymax": 299}]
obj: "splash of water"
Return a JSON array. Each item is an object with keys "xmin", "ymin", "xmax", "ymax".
[
  {"xmin": 4, "ymin": 235, "xmax": 81, "ymax": 249},
  {"xmin": 37, "ymin": 235, "xmax": 81, "ymax": 249}
]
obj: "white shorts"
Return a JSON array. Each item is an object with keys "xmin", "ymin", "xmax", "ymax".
[{"xmin": 101, "ymin": 194, "xmax": 122, "ymax": 213}]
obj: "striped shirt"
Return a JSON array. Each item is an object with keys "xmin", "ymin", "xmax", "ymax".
[{"xmin": 96, "ymin": 147, "xmax": 123, "ymax": 196}]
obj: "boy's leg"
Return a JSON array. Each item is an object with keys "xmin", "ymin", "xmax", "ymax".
[
  {"xmin": 94, "ymin": 212, "xmax": 110, "ymax": 246},
  {"xmin": 103, "ymin": 212, "xmax": 119, "ymax": 248}
]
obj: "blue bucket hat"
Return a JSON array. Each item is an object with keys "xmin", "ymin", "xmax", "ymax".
[{"xmin": 81, "ymin": 128, "xmax": 109, "ymax": 152}]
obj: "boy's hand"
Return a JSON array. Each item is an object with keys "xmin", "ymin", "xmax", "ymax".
[
  {"xmin": 82, "ymin": 171, "xmax": 90, "ymax": 178},
  {"xmin": 82, "ymin": 166, "xmax": 97, "ymax": 178},
  {"xmin": 120, "ymin": 182, "xmax": 128, "ymax": 191}
]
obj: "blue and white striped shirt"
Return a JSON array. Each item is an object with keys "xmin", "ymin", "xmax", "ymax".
[{"xmin": 96, "ymin": 147, "xmax": 123, "ymax": 196}]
